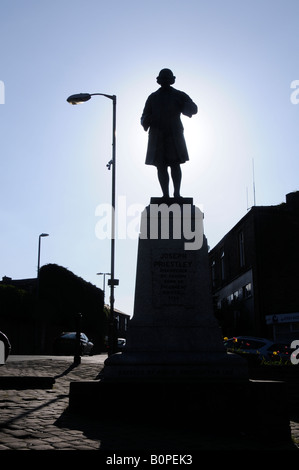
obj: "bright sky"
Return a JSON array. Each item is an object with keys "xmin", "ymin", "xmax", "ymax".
[{"xmin": 1, "ymin": 0, "xmax": 299, "ymax": 316}]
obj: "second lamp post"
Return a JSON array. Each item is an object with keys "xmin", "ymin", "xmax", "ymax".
[{"xmin": 67, "ymin": 92, "xmax": 117, "ymax": 355}]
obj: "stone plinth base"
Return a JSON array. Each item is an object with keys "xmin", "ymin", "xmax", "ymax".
[
  {"xmin": 68, "ymin": 379, "xmax": 291, "ymax": 442},
  {"xmin": 102, "ymin": 351, "xmax": 248, "ymax": 382}
]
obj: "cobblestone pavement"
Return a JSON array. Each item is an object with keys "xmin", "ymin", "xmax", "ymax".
[
  {"xmin": 0, "ymin": 355, "xmax": 106, "ymax": 451},
  {"xmin": 0, "ymin": 355, "xmax": 298, "ymax": 455}
]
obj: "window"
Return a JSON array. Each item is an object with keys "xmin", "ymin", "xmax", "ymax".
[
  {"xmin": 221, "ymin": 250, "xmax": 225, "ymax": 281},
  {"xmin": 243, "ymin": 283, "xmax": 252, "ymax": 298},
  {"xmin": 233, "ymin": 290, "xmax": 239, "ymax": 301},
  {"xmin": 238, "ymin": 231, "xmax": 245, "ymax": 268},
  {"xmin": 211, "ymin": 260, "xmax": 216, "ymax": 287}
]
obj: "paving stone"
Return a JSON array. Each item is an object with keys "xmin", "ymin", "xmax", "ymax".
[
  {"xmin": 29, "ymin": 443, "xmax": 56, "ymax": 450},
  {"xmin": 0, "ymin": 444, "xmax": 13, "ymax": 450},
  {"xmin": 0, "ymin": 355, "xmax": 298, "ymax": 451}
]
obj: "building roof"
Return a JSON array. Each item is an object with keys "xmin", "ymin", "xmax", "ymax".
[{"xmin": 209, "ymin": 191, "xmax": 299, "ymax": 252}]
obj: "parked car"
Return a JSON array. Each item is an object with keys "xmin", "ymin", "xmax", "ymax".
[
  {"xmin": 266, "ymin": 342, "xmax": 294, "ymax": 363},
  {"xmin": 117, "ymin": 338, "xmax": 126, "ymax": 350},
  {"xmin": 104, "ymin": 337, "xmax": 126, "ymax": 352},
  {"xmin": 223, "ymin": 336, "xmax": 293, "ymax": 364},
  {"xmin": 53, "ymin": 332, "xmax": 94, "ymax": 356},
  {"xmin": 0, "ymin": 331, "xmax": 11, "ymax": 364}
]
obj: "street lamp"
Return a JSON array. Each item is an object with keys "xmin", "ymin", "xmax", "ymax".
[
  {"xmin": 97, "ymin": 272, "xmax": 111, "ymax": 300},
  {"xmin": 36, "ymin": 233, "xmax": 49, "ymax": 353},
  {"xmin": 67, "ymin": 92, "xmax": 117, "ymax": 355},
  {"xmin": 37, "ymin": 233, "xmax": 49, "ymax": 275}
]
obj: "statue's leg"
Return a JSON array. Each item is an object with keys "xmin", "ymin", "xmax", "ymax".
[
  {"xmin": 170, "ymin": 163, "xmax": 182, "ymax": 197},
  {"xmin": 157, "ymin": 165, "xmax": 169, "ymax": 198}
]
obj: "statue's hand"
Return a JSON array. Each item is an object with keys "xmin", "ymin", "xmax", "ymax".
[
  {"xmin": 182, "ymin": 100, "xmax": 198, "ymax": 118},
  {"xmin": 141, "ymin": 115, "xmax": 151, "ymax": 131}
]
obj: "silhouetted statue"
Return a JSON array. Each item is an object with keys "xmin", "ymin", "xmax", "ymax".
[{"xmin": 141, "ymin": 69, "xmax": 198, "ymax": 198}]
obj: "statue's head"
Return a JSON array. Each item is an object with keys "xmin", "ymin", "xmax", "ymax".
[{"xmin": 156, "ymin": 68, "xmax": 176, "ymax": 86}]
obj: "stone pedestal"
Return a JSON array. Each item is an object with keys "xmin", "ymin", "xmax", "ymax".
[
  {"xmin": 68, "ymin": 198, "xmax": 292, "ymax": 444},
  {"xmin": 102, "ymin": 197, "xmax": 247, "ymax": 382}
]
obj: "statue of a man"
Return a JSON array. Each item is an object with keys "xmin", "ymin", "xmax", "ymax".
[{"xmin": 141, "ymin": 68, "xmax": 198, "ymax": 198}]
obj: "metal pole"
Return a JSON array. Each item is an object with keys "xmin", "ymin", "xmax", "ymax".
[
  {"xmin": 109, "ymin": 96, "xmax": 117, "ymax": 355},
  {"xmin": 74, "ymin": 312, "xmax": 82, "ymax": 364},
  {"xmin": 67, "ymin": 92, "xmax": 117, "ymax": 356},
  {"xmin": 37, "ymin": 233, "xmax": 49, "ymax": 277},
  {"xmin": 36, "ymin": 233, "xmax": 48, "ymax": 353},
  {"xmin": 37, "ymin": 235, "xmax": 42, "ymax": 276},
  {"xmin": 97, "ymin": 272, "xmax": 111, "ymax": 300}
]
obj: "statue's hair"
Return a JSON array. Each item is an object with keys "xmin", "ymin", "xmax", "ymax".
[{"xmin": 156, "ymin": 68, "xmax": 176, "ymax": 85}]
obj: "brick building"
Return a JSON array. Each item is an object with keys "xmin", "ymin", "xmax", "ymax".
[{"xmin": 208, "ymin": 191, "xmax": 299, "ymax": 342}]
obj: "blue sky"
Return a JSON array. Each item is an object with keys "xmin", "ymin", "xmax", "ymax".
[{"xmin": 1, "ymin": 0, "xmax": 299, "ymax": 315}]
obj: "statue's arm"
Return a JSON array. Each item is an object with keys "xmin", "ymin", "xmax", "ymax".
[
  {"xmin": 141, "ymin": 97, "xmax": 152, "ymax": 131},
  {"xmin": 180, "ymin": 92, "xmax": 198, "ymax": 118}
]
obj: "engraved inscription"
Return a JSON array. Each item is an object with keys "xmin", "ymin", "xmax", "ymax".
[{"xmin": 152, "ymin": 251, "xmax": 196, "ymax": 307}]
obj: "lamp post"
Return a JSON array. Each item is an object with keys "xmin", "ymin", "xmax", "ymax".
[
  {"xmin": 97, "ymin": 272, "xmax": 111, "ymax": 301},
  {"xmin": 67, "ymin": 92, "xmax": 117, "ymax": 355},
  {"xmin": 36, "ymin": 233, "xmax": 49, "ymax": 353},
  {"xmin": 37, "ymin": 233, "xmax": 49, "ymax": 278}
]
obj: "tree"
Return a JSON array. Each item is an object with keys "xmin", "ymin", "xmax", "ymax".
[
  {"xmin": 0, "ymin": 284, "xmax": 34, "ymax": 320},
  {"xmin": 38, "ymin": 264, "xmax": 105, "ymax": 351}
]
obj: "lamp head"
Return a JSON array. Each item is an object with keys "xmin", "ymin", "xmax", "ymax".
[{"xmin": 67, "ymin": 93, "xmax": 91, "ymax": 105}]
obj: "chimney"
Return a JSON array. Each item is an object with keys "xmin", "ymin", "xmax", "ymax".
[{"xmin": 286, "ymin": 191, "xmax": 299, "ymax": 211}]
